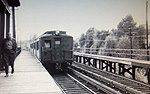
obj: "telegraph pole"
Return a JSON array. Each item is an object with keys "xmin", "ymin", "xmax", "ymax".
[
  {"xmin": 129, "ymin": 28, "xmax": 133, "ymax": 59},
  {"xmin": 146, "ymin": 1, "xmax": 149, "ymax": 61}
]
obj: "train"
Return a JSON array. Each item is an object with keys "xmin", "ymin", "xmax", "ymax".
[{"xmin": 30, "ymin": 31, "xmax": 73, "ymax": 70}]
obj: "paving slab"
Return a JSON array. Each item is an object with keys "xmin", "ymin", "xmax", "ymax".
[{"xmin": 0, "ymin": 50, "xmax": 63, "ymax": 94}]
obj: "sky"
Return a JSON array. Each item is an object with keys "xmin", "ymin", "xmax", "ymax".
[{"xmin": 14, "ymin": 0, "xmax": 150, "ymax": 41}]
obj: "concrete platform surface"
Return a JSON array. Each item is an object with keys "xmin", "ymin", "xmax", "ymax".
[{"xmin": 0, "ymin": 50, "xmax": 63, "ymax": 94}]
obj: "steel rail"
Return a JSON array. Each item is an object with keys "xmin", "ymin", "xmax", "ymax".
[
  {"xmin": 66, "ymin": 73, "xmax": 97, "ymax": 94},
  {"xmin": 51, "ymin": 71, "xmax": 94, "ymax": 94},
  {"xmin": 74, "ymin": 62, "xmax": 150, "ymax": 88},
  {"xmin": 68, "ymin": 67, "xmax": 122, "ymax": 94},
  {"xmin": 53, "ymin": 79, "xmax": 67, "ymax": 94},
  {"xmin": 72, "ymin": 62, "xmax": 150, "ymax": 94},
  {"xmin": 71, "ymin": 64, "xmax": 142, "ymax": 94}
]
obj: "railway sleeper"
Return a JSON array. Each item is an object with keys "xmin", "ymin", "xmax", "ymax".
[
  {"xmin": 73, "ymin": 62, "xmax": 150, "ymax": 90},
  {"xmin": 71, "ymin": 64, "xmax": 145, "ymax": 94},
  {"xmin": 69, "ymin": 68, "xmax": 122, "ymax": 94}
]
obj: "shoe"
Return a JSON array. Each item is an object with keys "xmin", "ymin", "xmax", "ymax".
[
  {"xmin": 11, "ymin": 69, "xmax": 14, "ymax": 74},
  {"xmin": 5, "ymin": 74, "xmax": 8, "ymax": 77}
]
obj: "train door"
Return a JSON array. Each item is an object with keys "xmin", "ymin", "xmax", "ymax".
[
  {"xmin": 63, "ymin": 37, "xmax": 73, "ymax": 61},
  {"xmin": 54, "ymin": 38, "xmax": 62, "ymax": 61},
  {"xmin": 42, "ymin": 39, "xmax": 52, "ymax": 62}
]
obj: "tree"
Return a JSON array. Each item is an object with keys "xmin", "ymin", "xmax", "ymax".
[
  {"xmin": 117, "ymin": 14, "xmax": 137, "ymax": 37},
  {"xmin": 73, "ymin": 40, "xmax": 79, "ymax": 52},
  {"xmin": 85, "ymin": 28, "xmax": 95, "ymax": 48},
  {"xmin": 94, "ymin": 30, "xmax": 110, "ymax": 48},
  {"xmin": 79, "ymin": 33, "xmax": 86, "ymax": 48},
  {"xmin": 104, "ymin": 35, "xmax": 118, "ymax": 49},
  {"xmin": 88, "ymin": 29, "xmax": 110, "ymax": 54},
  {"xmin": 135, "ymin": 25, "xmax": 146, "ymax": 49},
  {"xmin": 75, "ymin": 14, "xmax": 147, "ymax": 59}
]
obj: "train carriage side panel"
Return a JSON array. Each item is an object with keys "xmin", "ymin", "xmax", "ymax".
[
  {"xmin": 35, "ymin": 42, "xmax": 37, "ymax": 57},
  {"xmin": 33, "ymin": 43, "xmax": 36, "ymax": 56},
  {"xmin": 38, "ymin": 39, "xmax": 42, "ymax": 61},
  {"xmin": 36, "ymin": 40, "xmax": 40, "ymax": 60}
]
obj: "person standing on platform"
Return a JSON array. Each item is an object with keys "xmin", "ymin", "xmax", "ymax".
[{"xmin": 1, "ymin": 33, "xmax": 17, "ymax": 77}]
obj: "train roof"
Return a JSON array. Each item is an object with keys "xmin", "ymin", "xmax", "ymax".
[
  {"xmin": 39, "ymin": 30, "xmax": 72, "ymax": 38},
  {"xmin": 44, "ymin": 31, "xmax": 66, "ymax": 35}
]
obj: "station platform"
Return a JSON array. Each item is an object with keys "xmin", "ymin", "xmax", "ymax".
[{"xmin": 0, "ymin": 50, "xmax": 63, "ymax": 94}]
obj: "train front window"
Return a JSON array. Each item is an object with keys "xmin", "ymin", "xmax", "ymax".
[{"xmin": 44, "ymin": 40, "xmax": 51, "ymax": 48}]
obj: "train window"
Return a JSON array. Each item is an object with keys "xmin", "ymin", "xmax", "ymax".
[
  {"xmin": 30, "ymin": 44, "xmax": 32, "ymax": 48},
  {"xmin": 44, "ymin": 40, "xmax": 51, "ymax": 48},
  {"xmin": 37, "ymin": 42, "xmax": 39, "ymax": 50},
  {"xmin": 38, "ymin": 41, "xmax": 40, "ymax": 50},
  {"xmin": 55, "ymin": 41, "xmax": 60, "ymax": 45},
  {"xmin": 34, "ymin": 43, "xmax": 36, "ymax": 49}
]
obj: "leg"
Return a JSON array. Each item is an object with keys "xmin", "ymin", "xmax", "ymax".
[
  {"xmin": 3, "ymin": 54, "xmax": 9, "ymax": 76},
  {"xmin": 10, "ymin": 54, "xmax": 15, "ymax": 74}
]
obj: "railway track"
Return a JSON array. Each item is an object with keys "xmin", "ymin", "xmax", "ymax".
[
  {"xmin": 44, "ymin": 62, "xmax": 150, "ymax": 94},
  {"xmin": 70, "ymin": 62, "xmax": 150, "ymax": 94},
  {"xmin": 43, "ymin": 64, "xmax": 99, "ymax": 94},
  {"xmin": 49, "ymin": 70, "xmax": 98, "ymax": 94}
]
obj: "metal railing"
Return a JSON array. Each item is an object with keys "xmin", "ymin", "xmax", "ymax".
[
  {"xmin": 74, "ymin": 52, "xmax": 150, "ymax": 84},
  {"xmin": 74, "ymin": 48, "xmax": 150, "ymax": 61}
]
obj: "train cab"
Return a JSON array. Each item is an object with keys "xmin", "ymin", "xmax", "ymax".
[{"xmin": 30, "ymin": 31, "xmax": 73, "ymax": 69}]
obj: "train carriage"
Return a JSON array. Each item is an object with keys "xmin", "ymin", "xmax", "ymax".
[{"xmin": 30, "ymin": 31, "xmax": 73, "ymax": 69}]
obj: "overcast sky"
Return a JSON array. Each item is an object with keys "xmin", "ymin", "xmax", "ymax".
[{"xmin": 14, "ymin": 0, "xmax": 150, "ymax": 41}]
